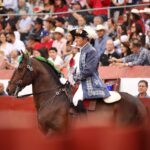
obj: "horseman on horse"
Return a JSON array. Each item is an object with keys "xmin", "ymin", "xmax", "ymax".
[{"xmin": 69, "ymin": 29, "xmax": 110, "ymax": 113}]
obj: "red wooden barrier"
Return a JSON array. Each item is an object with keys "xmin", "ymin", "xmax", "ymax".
[
  {"xmin": 1, "ymin": 66, "xmax": 150, "ymax": 80},
  {"xmin": 0, "ymin": 97, "xmax": 149, "ymax": 150}
]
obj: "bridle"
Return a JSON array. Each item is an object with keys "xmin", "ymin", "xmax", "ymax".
[
  {"xmin": 9, "ymin": 57, "xmax": 71, "ymax": 104},
  {"xmin": 9, "ymin": 57, "xmax": 33, "ymax": 97}
]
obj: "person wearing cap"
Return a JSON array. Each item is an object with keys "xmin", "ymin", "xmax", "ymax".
[
  {"xmin": 52, "ymin": 27, "xmax": 67, "ymax": 57},
  {"xmin": 110, "ymin": 38, "xmax": 150, "ymax": 66},
  {"xmin": 71, "ymin": 29, "xmax": 110, "ymax": 112},
  {"xmin": 40, "ymin": 30, "xmax": 53, "ymax": 49},
  {"xmin": 94, "ymin": 24, "xmax": 110, "ymax": 58},
  {"xmin": 31, "ymin": 18, "xmax": 44, "ymax": 38}
]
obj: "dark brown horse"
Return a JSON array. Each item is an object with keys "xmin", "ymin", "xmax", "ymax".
[{"xmin": 6, "ymin": 53, "xmax": 147, "ymax": 134}]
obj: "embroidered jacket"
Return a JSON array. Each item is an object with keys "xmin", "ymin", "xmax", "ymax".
[{"xmin": 73, "ymin": 42, "xmax": 110, "ymax": 99}]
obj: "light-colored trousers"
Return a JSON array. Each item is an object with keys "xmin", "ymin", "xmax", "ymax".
[{"xmin": 73, "ymin": 84, "xmax": 83, "ymax": 106}]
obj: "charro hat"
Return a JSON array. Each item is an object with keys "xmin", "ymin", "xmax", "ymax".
[{"xmin": 70, "ymin": 29, "xmax": 88, "ymax": 38}]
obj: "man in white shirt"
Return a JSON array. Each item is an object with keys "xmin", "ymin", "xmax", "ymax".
[
  {"xmin": 52, "ymin": 27, "xmax": 67, "ymax": 57},
  {"xmin": 6, "ymin": 32, "xmax": 26, "ymax": 53}
]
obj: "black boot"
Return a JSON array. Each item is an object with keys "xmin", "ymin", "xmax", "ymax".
[{"xmin": 75, "ymin": 100, "xmax": 87, "ymax": 113}]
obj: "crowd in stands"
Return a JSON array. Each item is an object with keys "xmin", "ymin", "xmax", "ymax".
[{"xmin": 0, "ymin": 0, "xmax": 150, "ymax": 76}]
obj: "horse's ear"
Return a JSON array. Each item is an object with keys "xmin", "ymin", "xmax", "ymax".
[{"xmin": 19, "ymin": 50, "xmax": 29, "ymax": 63}]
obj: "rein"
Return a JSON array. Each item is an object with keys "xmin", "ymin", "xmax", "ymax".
[
  {"xmin": 16, "ymin": 86, "xmax": 65, "ymax": 98},
  {"xmin": 13, "ymin": 56, "xmax": 71, "ymax": 103}
]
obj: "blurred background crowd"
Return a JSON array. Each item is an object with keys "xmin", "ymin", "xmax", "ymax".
[{"xmin": 0, "ymin": 0, "xmax": 150, "ymax": 73}]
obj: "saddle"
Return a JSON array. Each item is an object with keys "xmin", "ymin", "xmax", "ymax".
[{"xmin": 83, "ymin": 91, "xmax": 121, "ymax": 111}]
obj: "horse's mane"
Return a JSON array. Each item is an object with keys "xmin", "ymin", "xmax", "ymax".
[{"xmin": 34, "ymin": 57, "xmax": 61, "ymax": 84}]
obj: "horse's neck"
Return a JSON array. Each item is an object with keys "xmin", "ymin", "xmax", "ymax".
[{"xmin": 32, "ymin": 60, "xmax": 60, "ymax": 109}]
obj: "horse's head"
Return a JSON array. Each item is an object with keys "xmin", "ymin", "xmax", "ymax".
[{"xmin": 7, "ymin": 52, "xmax": 34, "ymax": 96}]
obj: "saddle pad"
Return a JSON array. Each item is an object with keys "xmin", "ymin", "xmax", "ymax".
[{"xmin": 104, "ymin": 91, "xmax": 121, "ymax": 104}]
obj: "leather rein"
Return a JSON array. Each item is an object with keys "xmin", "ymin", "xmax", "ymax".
[{"xmin": 10, "ymin": 57, "xmax": 68, "ymax": 100}]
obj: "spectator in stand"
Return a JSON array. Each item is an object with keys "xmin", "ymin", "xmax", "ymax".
[
  {"xmin": 122, "ymin": 13, "xmax": 130, "ymax": 28},
  {"xmin": 52, "ymin": 27, "xmax": 67, "ymax": 57},
  {"xmin": 3, "ymin": 0, "xmax": 18, "ymax": 11},
  {"xmin": 40, "ymin": 30, "xmax": 53, "ymax": 49},
  {"xmin": 129, "ymin": 22, "xmax": 145, "ymax": 47},
  {"xmin": 137, "ymin": 80, "xmax": 149, "ymax": 98},
  {"xmin": 17, "ymin": 0, "xmax": 32, "ymax": 14},
  {"xmin": 92, "ymin": 16, "xmax": 104, "ymax": 29},
  {"xmin": 94, "ymin": 24, "xmax": 110, "ymax": 58},
  {"xmin": 87, "ymin": 0, "xmax": 110, "ymax": 21},
  {"xmin": 0, "ymin": 82, "xmax": 7, "ymax": 96},
  {"xmin": 54, "ymin": 0, "xmax": 68, "ymax": 17},
  {"xmin": 48, "ymin": 47, "xmax": 64, "ymax": 70},
  {"xmin": 55, "ymin": 17, "xmax": 66, "ymax": 31},
  {"xmin": 100, "ymin": 39, "xmax": 120, "ymax": 66},
  {"xmin": 5, "ymin": 8, "xmax": 19, "ymax": 25},
  {"xmin": 16, "ymin": 9, "xmax": 33, "ymax": 42},
  {"xmin": 107, "ymin": 18, "xmax": 117, "ymax": 40},
  {"xmin": 3, "ymin": 50, "xmax": 19, "ymax": 69},
  {"xmin": 67, "ymin": 1, "xmax": 92, "ymax": 25},
  {"xmin": 140, "ymin": 7, "xmax": 150, "ymax": 33},
  {"xmin": 31, "ymin": 18, "xmax": 44, "ymax": 38},
  {"xmin": 67, "ymin": 42, "xmax": 80, "ymax": 85},
  {"xmin": 5, "ymin": 21, "xmax": 20, "ymax": 40},
  {"xmin": 145, "ymin": 29, "xmax": 150, "ymax": 50},
  {"xmin": 0, "ymin": 6, "xmax": 7, "ymax": 29},
  {"xmin": 43, "ymin": 17, "xmax": 56, "ymax": 33},
  {"xmin": 63, "ymin": 32, "xmax": 74, "ymax": 60},
  {"xmin": 110, "ymin": 38, "xmax": 150, "ymax": 66},
  {"xmin": 0, "ymin": 32, "xmax": 13, "ymax": 58},
  {"xmin": 130, "ymin": 9, "xmax": 145, "ymax": 33},
  {"xmin": 42, "ymin": 0, "xmax": 54, "ymax": 13},
  {"xmin": 116, "ymin": 24, "xmax": 127, "ymax": 40},
  {"xmin": 110, "ymin": 0, "xmax": 125, "ymax": 23},
  {"xmin": 120, "ymin": 42, "xmax": 132, "ymax": 58},
  {"xmin": 26, "ymin": 34, "xmax": 42, "ymax": 51},
  {"xmin": 6, "ymin": 32, "xmax": 26, "ymax": 53},
  {"xmin": 32, "ymin": 48, "xmax": 49, "ymax": 59}
]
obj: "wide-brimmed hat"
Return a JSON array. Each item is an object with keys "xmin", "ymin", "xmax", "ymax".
[
  {"xmin": 96, "ymin": 24, "xmax": 106, "ymax": 31},
  {"xmin": 140, "ymin": 8, "xmax": 150, "ymax": 14},
  {"xmin": 70, "ymin": 29, "xmax": 88, "ymax": 38},
  {"xmin": 131, "ymin": 9, "xmax": 140, "ymax": 16},
  {"xmin": 54, "ymin": 27, "xmax": 64, "ymax": 35}
]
